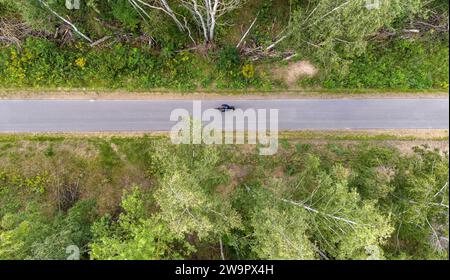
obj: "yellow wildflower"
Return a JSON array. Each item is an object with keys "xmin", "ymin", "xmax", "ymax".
[
  {"xmin": 242, "ymin": 64, "xmax": 255, "ymax": 79},
  {"xmin": 75, "ymin": 57, "xmax": 86, "ymax": 68}
]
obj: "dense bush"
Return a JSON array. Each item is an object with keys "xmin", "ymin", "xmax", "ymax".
[
  {"xmin": 110, "ymin": 0, "xmax": 141, "ymax": 31},
  {"xmin": 321, "ymin": 39, "xmax": 449, "ymax": 89},
  {"xmin": 0, "ymin": 38, "xmax": 201, "ymax": 90},
  {"xmin": 0, "ymin": 38, "xmax": 273, "ymax": 90}
]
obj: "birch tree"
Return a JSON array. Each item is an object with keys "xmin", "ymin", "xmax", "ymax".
[
  {"xmin": 153, "ymin": 144, "xmax": 242, "ymax": 241},
  {"xmin": 282, "ymin": 159, "xmax": 393, "ymax": 260},
  {"xmin": 248, "ymin": 188, "xmax": 316, "ymax": 260},
  {"xmin": 254, "ymin": 154, "xmax": 394, "ymax": 260},
  {"xmin": 281, "ymin": 0, "xmax": 424, "ymax": 64},
  {"xmin": 128, "ymin": 0, "xmax": 244, "ymax": 44},
  {"xmin": 387, "ymin": 146, "xmax": 449, "ymax": 259}
]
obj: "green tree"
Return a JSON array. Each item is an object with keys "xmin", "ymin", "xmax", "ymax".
[
  {"xmin": 349, "ymin": 145, "xmax": 398, "ymax": 201},
  {"xmin": 0, "ymin": 204, "xmax": 49, "ymax": 260},
  {"xmin": 249, "ymin": 188, "xmax": 316, "ymax": 260},
  {"xmin": 287, "ymin": 0, "xmax": 424, "ymax": 68},
  {"xmin": 0, "ymin": 200, "xmax": 96, "ymax": 260},
  {"xmin": 153, "ymin": 144, "xmax": 241, "ymax": 241},
  {"xmin": 271, "ymin": 155, "xmax": 394, "ymax": 260},
  {"xmin": 90, "ymin": 187, "xmax": 193, "ymax": 260},
  {"xmin": 385, "ymin": 146, "xmax": 449, "ymax": 259},
  {"xmin": 29, "ymin": 200, "xmax": 97, "ymax": 260}
]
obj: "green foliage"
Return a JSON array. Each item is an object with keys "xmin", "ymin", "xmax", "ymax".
[
  {"xmin": 273, "ymin": 157, "xmax": 394, "ymax": 260},
  {"xmin": 0, "ymin": 0, "xmax": 448, "ymax": 91},
  {"xmin": 153, "ymin": 144, "xmax": 242, "ymax": 240},
  {"xmin": 0, "ymin": 137, "xmax": 448, "ymax": 260},
  {"xmin": 98, "ymin": 141, "xmax": 122, "ymax": 176},
  {"xmin": 0, "ymin": 39, "xmax": 149, "ymax": 88},
  {"xmin": 0, "ymin": 38, "xmax": 263, "ymax": 90},
  {"xmin": 0, "ymin": 170, "xmax": 49, "ymax": 213},
  {"xmin": 0, "ymin": 200, "xmax": 97, "ymax": 260},
  {"xmin": 348, "ymin": 145, "xmax": 398, "ymax": 200},
  {"xmin": 110, "ymin": 0, "xmax": 140, "ymax": 31},
  {"xmin": 90, "ymin": 187, "xmax": 193, "ymax": 260},
  {"xmin": 2, "ymin": 172, "xmax": 48, "ymax": 194},
  {"xmin": 385, "ymin": 146, "xmax": 449, "ymax": 259},
  {"xmin": 321, "ymin": 39, "xmax": 449, "ymax": 89},
  {"xmin": 289, "ymin": 0, "xmax": 424, "ymax": 65},
  {"xmin": 29, "ymin": 200, "xmax": 97, "ymax": 260},
  {"xmin": 213, "ymin": 45, "xmax": 265, "ymax": 88},
  {"xmin": 1, "ymin": 0, "xmax": 52, "ymax": 31},
  {"xmin": 291, "ymin": 0, "xmax": 448, "ymax": 89},
  {"xmin": 2, "ymin": 35, "xmax": 446, "ymax": 90},
  {"xmin": 216, "ymin": 45, "xmax": 242, "ymax": 73},
  {"xmin": 0, "ymin": 0, "xmax": 17, "ymax": 16},
  {"xmin": 0, "ymin": 203, "xmax": 47, "ymax": 260},
  {"xmin": 302, "ymin": 165, "xmax": 393, "ymax": 260},
  {"xmin": 247, "ymin": 188, "xmax": 316, "ymax": 260}
]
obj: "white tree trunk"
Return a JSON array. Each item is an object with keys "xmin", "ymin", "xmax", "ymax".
[{"xmin": 130, "ymin": 0, "xmax": 243, "ymax": 44}]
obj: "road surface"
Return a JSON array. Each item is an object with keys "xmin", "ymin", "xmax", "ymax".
[{"xmin": 0, "ymin": 99, "xmax": 448, "ymax": 132}]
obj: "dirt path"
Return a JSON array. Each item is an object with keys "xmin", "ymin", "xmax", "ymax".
[
  {"xmin": 2, "ymin": 129, "xmax": 447, "ymax": 140},
  {"xmin": 0, "ymin": 89, "xmax": 448, "ymax": 100}
]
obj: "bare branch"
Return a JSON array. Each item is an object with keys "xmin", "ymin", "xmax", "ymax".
[
  {"xmin": 281, "ymin": 198, "xmax": 358, "ymax": 226},
  {"xmin": 38, "ymin": 0, "xmax": 93, "ymax": 43},
  {"xmin": 237, "ymin": 13, "xmax": 259, "ymax": 48}
]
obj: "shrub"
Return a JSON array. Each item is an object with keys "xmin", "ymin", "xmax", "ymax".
[
  {"xmin": 111, "ymin": 0, "xmax": 140, "ymax": 31},
  {"xmin": 318, "ymin": 38, "xmax": 449, "ymax": 89},
  {"xmin": 216, "ymin": 45, "xmax": 241, "ymax": 73},
  {"xmin": 242, "ymin": 64, "xmax": 255, "ymax": 79}
]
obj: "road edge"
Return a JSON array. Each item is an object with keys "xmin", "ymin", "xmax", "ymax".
[{"xmin": 0, "ymin": 89, "xmax": 448, "ymax": 100}]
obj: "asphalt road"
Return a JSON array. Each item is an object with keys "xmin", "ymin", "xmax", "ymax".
[{"xmin": 0, "ymin": 99, "xmax": 448, "ymax": 132}]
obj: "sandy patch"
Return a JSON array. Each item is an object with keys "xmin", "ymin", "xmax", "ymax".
[
  {"xmin": 285, "ymin": 61, "xmax": 318, "ymax": 84},
  {"xmin": 272, "ymin": 60, "xmax": 319, "ymax": 86}
]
